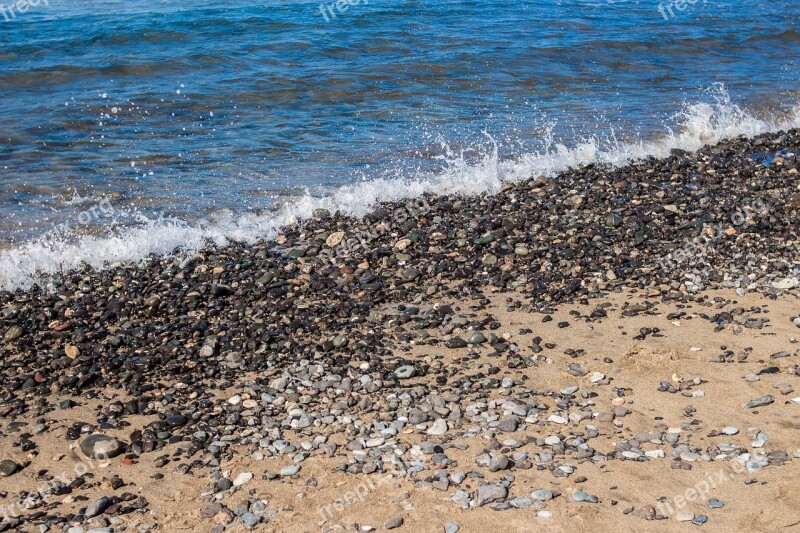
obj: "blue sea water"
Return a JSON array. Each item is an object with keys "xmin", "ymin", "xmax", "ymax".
[{"xmin": 0, "ymin": 0, "xmax": 799, "ymax": 288}]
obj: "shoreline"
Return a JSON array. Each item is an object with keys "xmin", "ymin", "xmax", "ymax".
[{"xmin": 0, "ymin": 130, "xmax": 798, "ymax": 532}]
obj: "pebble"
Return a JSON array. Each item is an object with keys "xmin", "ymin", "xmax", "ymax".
[
  {"xmin": 241, "ymin": 512, "xmax": 261, "ymax": 529},
  {"xmin": 395, "ymin": 366, "xmax": 417, "ymax": 379},
  {"xmin": 385, "ymin": 517, "xmax": 404, "ymax": 529},
  {"xmin": 743, "ymin": 395, "xmax": 774, "ymax": 409},
  {"xmin": 233, "ymin": 472, "xmax": 253, "ymax": 487},
  {"xmin": 531, "ymin": 489, "xmax": 557, "ymax": 501},
  {"xmin": 708, "ymin": 499, "xmax": 725, "ymax": 509},
  {"xmin": 427, "ymin": 419, "xmax": 448, "ymax": 436},
  {"xmin": 0, "ymin": 459, "xmax": 18, "ymax": 477},
  {"xmin": 280, "ymin": 465, "xmax": 301, "ymax": 476},
  {"xmin": 80, "ymin": 434, "xmax": 125, "ymax": 459},
  {"xmin": 85, "ymin": 496, "xmax": 110, "ymax": 518},
  {"xmin": 476, "ymin": 484, "xmax": 507, "ymax": 506}
]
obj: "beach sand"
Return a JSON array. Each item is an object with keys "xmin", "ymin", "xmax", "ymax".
[{"xmin": 1, "ymin": 288, "xmax": 799, "ymax": 532}]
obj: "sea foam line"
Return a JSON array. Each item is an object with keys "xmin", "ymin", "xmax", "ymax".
[{"xmin": 1, "ymin": 89, "xmax": 798, "ymax": 291}]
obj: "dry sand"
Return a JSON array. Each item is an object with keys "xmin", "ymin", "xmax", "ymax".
[{"xmin": 2, "ymin": 287, "xmax": 799, "ymax": 532}]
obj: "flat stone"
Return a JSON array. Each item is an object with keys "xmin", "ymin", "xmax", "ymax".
[
  {"xmin": 743, "ymin": 395, "xmax": 774, "ymax": 409},
  {"xmin": 384, "ymin": 517, "xmax": 404, "ymax": 529},
  {"xmin": 708, "ymin": 499, "xmax": 725, "ymax": 509},
  {"xmin": 280, "ymin": 464, "xmax": 301, "ymax": 476},
  {"xmin": 531, "ymin": 489, "xmax": 557, "ymax": 501},
  {"xmin": 476, "ymin": 484, "xmax": 507, "ymax": 506},
  {"xmin": 233, "ymin": 472, "xmax": 253, "ymax": 487}
]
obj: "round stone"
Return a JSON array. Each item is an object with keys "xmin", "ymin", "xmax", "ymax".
[
  {"xmin": 468, "ymin": 332, "xmax": 487, "ymax": 344},
  {"xmin": 394, "ymin": 365, "xmax": 417, "ymax": 380},
  {"xmin": 166, "ymin": 415, "xmax": 187, "ymax": 427},
  {"xmin": 444, "ymin": 523, "xmax": 460, "ymax": 533},
  {"xmin": 0, "ymin": 460, "xmax": 19, "ymax": 477},
  {"xmin": 80, "ymin": 434, "xmax": 125, "ymax": 459}
]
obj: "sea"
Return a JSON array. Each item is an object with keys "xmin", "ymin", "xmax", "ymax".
[{"xmin": 0, "ymin": 0, "xmax": 799, "ymax": 289}]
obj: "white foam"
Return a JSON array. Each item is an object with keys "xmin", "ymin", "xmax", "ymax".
[{"xmin": 2, "ymin": 87, "xmax": 798, "ymax": 291}]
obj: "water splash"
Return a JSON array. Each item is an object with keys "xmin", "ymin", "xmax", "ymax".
[{"xmin": 1, "ymin": 87, "xmax": 798, "ymax": 291}]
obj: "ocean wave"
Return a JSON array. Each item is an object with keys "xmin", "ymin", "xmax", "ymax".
[{"xmin": 1, "ymin": 86, "xmax": 798, "ymax": 292}]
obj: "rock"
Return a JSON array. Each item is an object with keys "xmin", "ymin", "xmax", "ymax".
[
  {"xmin": 743, "ymin": 395, "xmax": 774, "ymax": 409},
  {"xmin": 65, "ymin": 344, "xmax": 80, "ymax": 359},
  {"xmin": 449, "ymin": 490, "xmax": 472, "ymax": 509},
  {"xmin": 531, "ymin": 489, "xmax": 557, "ymax": 501},
  {"xmin": 166, "ymin": 414, "xmax": 187, "ymax": 427},
  {"xmin": 0, "ymin": 460, "xmax": 19, "ymax": 477},
  {"xmin": 233, "ymin": 472, "xmax": 253, "ymax": 487},
  {"xmin": 476, "ymin": 484, "xmax": 507, "ymax": 506},
  {"xmin": 280, "ymin": 465, "xmax": 301, "ymax": 476},
  {"xmin": 80, "ymin": 434, "xmax": 125, "ymax": 459},
  {"xmin": 427, "ymin": 419, "xmax": 448, "ymax": 436},
  {"xmin": 708, "ymin": 499, "xmax": 725, "ymax": 509},
  {"xmin": 444, "ymin": 523, "xmax": 460, "ymax": 533},
  {"xmin": 3, "ymin": 326, "xmax": 23, "ymax": 343},
  {"xmin": 488, "ymin": 455, "xmax": 510, "ymax": 472},
  {"xmin": 85, "ymin": 496, "xmax": 110, "ymax": 518},
  {"xmin": 326, "ymin": 231, "xmax": 344, "ymax": 247},
  {"xmin": 496, "ymin": 416, "xmax": 519, "ymax": 433},
  {"xmin": 572, "ymin": 490, "xmax": 598, "ymax": 503},
  {"xmin": 468, "ymin": 332, "xmax": 487, "ymax": 344},
  {"xmin": 446, "ymin": 337, "xmax": 468, "ymax": 349},
  {"xmin": 676, "ymin": 511, "xmax": 695, "ymax": 522},
  {"xmin": 384, "ymin": 517, "xmax": 403, "ymax": 529},
  {"xmin": 394, "ymin": 365, "xmax": 416, "ymax": 380},
  {"xmin": 241, "ymin": 512, "xmax": 261, "ymax": 529}
]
